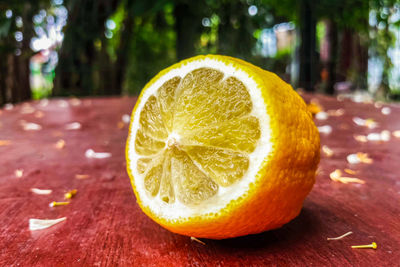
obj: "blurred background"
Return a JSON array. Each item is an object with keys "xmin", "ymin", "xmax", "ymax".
[{"xmin": 1, "ymin": 0, "xmax": 400, "ymax": 106}]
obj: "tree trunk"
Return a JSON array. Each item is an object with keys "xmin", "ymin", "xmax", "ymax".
[
  {"xmin": 298, "ymin": 0, "xmax": 317, "ymax": 92},
  {"xmin": 174, "ymin": 3, "xmax": 200, "ymax": 60},
  {"xmin": 114, "ymin": 12, "xmax": 134, "ymax": 94},
  {"xmin": 54, "ymin": 0, "xmax": 118, "ymax": 96},
  {"xmin": 338, "ymin": 28, "xmax": 353, "ymax": 82},
  {"xmin": 325, "ymin": 19, "xmax": 338, "ymax": 95}
]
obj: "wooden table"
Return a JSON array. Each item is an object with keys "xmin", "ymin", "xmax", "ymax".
[{"xmin": 0, "ymin": 94, "xmax": 399, "ymax": 266}]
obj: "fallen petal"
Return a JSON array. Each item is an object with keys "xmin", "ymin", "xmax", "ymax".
[
  {"xmin": 122, "ymin": 114, "xmax": 131, "ymax": 124},
  {"xmin": 380, "ymin": 130, "xmax": 391, "ymax": 141},
  {"xmin": 34, "ymin": 111, "xmax": 45, "ymax": 118},
  {"xmin": 327, "ymin": 231, "xmax": 353, "ymax": 241},
  {"xmin": 65, "ymin": 122, "xmax": 81, "ymax": 130},
  {"xmin": 353, "ymin": 117, "xmax": 378, "ymax": 129},
  {"xmin": 190, "ymin": 237, "xmax": 206, "ymax": 245},
  {"xmin": 75, "ymin": 174, "xmax": 90, "ymax": 179},
  {"xmin": 318, "ymin": 125, "xmax": 332, "ymax": 134},
  {"xmin": 347, "ymin": 154, "xmax": 360, "ymax": 164},
  {"xmin": 381, "ymin": 107, "xmax": 391, "ymax": 115},
  {"xmin": 365, "ymin": 119, "xmax": 377, "ymax": 129},
  {"xmin": 354, "ymin": 135, "xmax": 368, "ymax": 143},
  {"xmin": 356, "ymin": 152, "xmax": 373, "ymax": 164},
  {"xmin": 315, "ymin": 111, "xmax": 328, "ymax": 120},
  {"xmin": 15, "ymin": 169, "xmax": 24, "ymax": 178},
  {"xmin": 330, "ymin": 169, "xmax": 342, "ymax": 180},
  {"xmin": 393, "ymin": 130, "xmax": 400, "ymax": 138},
  {"xmin": 332, "ymin": 176, "xmax": 366, "ymax": 184},
  {"xmin": 58, "ymin": 100, "xmax": 69, "ymax": 108},
  {"xmin": 31, "ymin": 188, "xmax": 52, "ymax": 195},
  {"xmin": 38, "ymin": 99, "xmax": 49, "ymax": 107},
  {"xmin": 85, "ymin": 149, "xmax": 111, "ymax": 159},
  {"xmin": 344, "ymin": 169, "xmax": 357, "ymax": 175},
  {"xmin": 4, "ymin": 103, "xmax": 14, "ymax": 110},
  {"xmin": 327, "ymin": 109, "xmax": 345, "ymax": 116},
  {"xmin": 322, "ymin": 145, "xmax": 334, "ymax": 157},
  {"xmin": 374, "ymin": 101, "xmax": 383, "ymax": 108},
  {"xmin": 353, "ymin": 117, "xmax": 365, "ymax": 126},
  {"xmin": 22, "ymin": 122, "xmax": 42, "ymax": 131},
  {"xmin": 367, "ymin": 133, "xmax": 381, "ymax": 141},
  {"xmin": 29, "ymin": 217, "xmax": 66, "ymax": 231},
  {"xmin": 55, "ymin": 139, "xmax": 66, "ymax": 149},
  {"xmin": 69, "ymin": 98, "xmax": 81, "ymax": 106},
  {"xmin": 20, "ymin": 105, "xmax": 35, "ymax": 114}
]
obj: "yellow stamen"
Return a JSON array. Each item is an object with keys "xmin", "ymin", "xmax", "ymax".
[
  {"xmin": 190, "ymin": 237, "xmax": 206, "ymax": 245},
  {"xmin": 49, "ymin": 201, "xmax": 70, "ymax": 207},
  {"xmin": 64, "ymin": 189, "xmax": 77, "ymax": 199},
  {"xmin": 351, "ymin": 242, "xmax": 377, "ymax": 249}
]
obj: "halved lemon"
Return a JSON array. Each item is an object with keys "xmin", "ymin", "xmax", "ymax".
[{"xmin": 126, "ymin": 55, "xmax": 320, "ymax": 239}]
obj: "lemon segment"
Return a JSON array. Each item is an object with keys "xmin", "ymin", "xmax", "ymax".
[{"xmin": 134, "ymin": 67, "xmax": 263, "ymax": 206}]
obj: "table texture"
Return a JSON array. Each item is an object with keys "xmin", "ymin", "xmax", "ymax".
[{"xmin": 0, "ymin": 94, "xmax": 399, "ymax": 266}]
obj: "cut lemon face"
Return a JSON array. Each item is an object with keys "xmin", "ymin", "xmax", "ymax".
[{"xmin": 126, "ymin": 55, "xmax": 320, "ymax": 239}]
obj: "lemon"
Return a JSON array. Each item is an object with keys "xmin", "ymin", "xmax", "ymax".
[{"xmin": 126, "ymin": 55, "xmax": 320, "ymax": 239}]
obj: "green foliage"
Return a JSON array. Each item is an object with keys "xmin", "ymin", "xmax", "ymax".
[{"xmin": 124, "ymin": 3, "xmax": 176, "ymax": 94}]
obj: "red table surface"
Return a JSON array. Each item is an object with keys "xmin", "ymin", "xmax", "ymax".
[{"xmin": 0, "ymin": 94, "xmax": 399, "ymax": 266}]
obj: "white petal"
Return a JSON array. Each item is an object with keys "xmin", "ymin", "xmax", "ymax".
[
  {"xmin": 315, "ymin": 111, "xmax": 328, "ymax": 120},
  {"xmin": 122, "ymin": 114, "xmax": 131, "ymax": 124},
  {"xmin": 65, "ymin": 122, "xmax": 81, "ymax": 130},
  {"xmin": 85, "ymin": 149, "xmax": 111, "ymax": 159},
  {"xmin": 22, "ymin": 122, "xmax": 42, "ymax": 131},
  {"xmin": 31, "ymin": 188, "xmax": 52, "ymax": 195},
  {"xmin": 347, "ymin": 154, "xmax": 360, "ymax": 164},
  {"xmin": 29, "ymin": 217, "xmax": 66, "ymax": 231},
  {"xmin": 380, "ymin": 130, "xmax": 391, "ymax": 141},
  {"xmin": 317, "ymin": 125, "xmax": 332, "ymax": 134},
  {"xmin": 4, "ymin": 103, "xmax": 14, "ymax": 110},
  {"xmin": 367, "ymin": 133, "xmax": 381, "ymax": 141},
  {"xmin": 381, "ymin": 107, "xmax": 391, "ymax": 115},
  {"xmin": 353, "ymin": 117, "xmax": 366, "ymax": 126}
]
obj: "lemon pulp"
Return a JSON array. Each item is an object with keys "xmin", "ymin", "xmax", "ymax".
[{"xmin": 135, "ymin": 67, "xmax": 261, "ymax": 205}]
